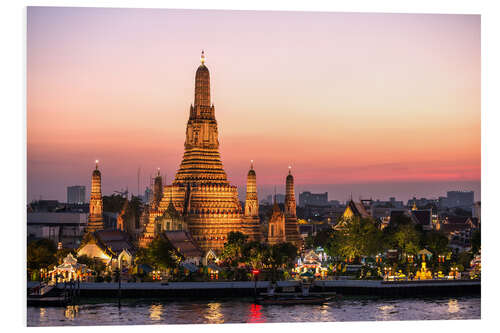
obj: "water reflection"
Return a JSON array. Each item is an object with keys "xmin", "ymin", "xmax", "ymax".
[
  {"xmin": 248, "ymin": 304, "xmax": 265, "ymax": 323},
  {"xmin": 204, "ymin": 302, "xmax": 224, "ymax": 324},
  {"xmin": 448, "ymin": 299, "xmax": 459, "ymax": 314},
  {"xmin": 149, "ymin": 304, "xmax": 163, "ymax": 321},
  {"xmin": 39, "ymin": 307, "xmax": 46, "ymax": 321},
  {"xmin": 27, "ymin": 296, "xmax": 481, "ymax": 327},
  {"xmin": 378, "ymin": 304, "xmax": 396, "ymax": 320},
  {"xmin": 64, "ymin": 305, "xmax": 79, "ymax": 320}
]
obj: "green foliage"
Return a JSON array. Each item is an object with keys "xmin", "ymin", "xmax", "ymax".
[
  {"xmin": 102, "ymin": 194, "xmax": 127, "ymax": 213},
  {"xmin": 307, "ymin": 228, "xmax": 334, "ymax": 249},
  {"xmin": 27, "ymin": 239, "xmax": 57, "ymax": 272},
  {"xmin": 220, "ymin": 231, "xmax": 249, "ymax": 267},
  {"xmin": 243, "ymin": 241, "xmax": 268, "ymax": 269},
  {"xmin": 456, "ymin": 252, "xmax": 473, "ymax": 269},
  {"xmin": 336, "ymin": 217, "xmax": 383, "ymax": 260},
  {"xmin": 77, "ymin": 254, "xmax": 106, "ymax": 274},
  {"xmin": 135, "ymin": 236, "xmax": 179, "ymax": 270},
  {"xmin": 471, "ymin": 229, "xmax": 481, "ymax": 254},
  {"xmin": 393, "ymin": 223, "xmax": 420, "ymax": 256},
  {"xmin": 421, "ymin": 230, "xmax": 449, "ymax": 255}
]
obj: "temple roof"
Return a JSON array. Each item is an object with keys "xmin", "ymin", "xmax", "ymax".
[{"xmin": 164, "ymin": 231, "xmax": 203, "ymax": 258}]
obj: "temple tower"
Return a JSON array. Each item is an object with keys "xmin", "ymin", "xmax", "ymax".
[
  {"xmin": 174, "ymin": 50, "xmax": 227, "ymax": 185},
  {"xmin": 267, "ymin": 195, "xmax": 286, "ymax": 245},
  {"xmin": 152, "ymin": 168, "xmax": 163, "ymax": 209},
  {"xmin": 284, "ymin": 167, "xmax": 302, "ymax": 247},
  {"xmin": 138, "ymin": 169, "xmax": 164, "ymax": 247},
  {"xmin": 87, "ymin": 160, "xmax": 104, "ymax": 232},
  {"xmin": 151, "ymin": 51, "xmax": 244, "ymax": 253},
  {"xmin": 243, "ymin": 160, "xmax": 261, "ymax": 241}
]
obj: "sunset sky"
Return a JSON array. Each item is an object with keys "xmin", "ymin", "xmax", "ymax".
[{"xmin": 27, "ymin": 7, "xmax": 481, "ymax": 203}]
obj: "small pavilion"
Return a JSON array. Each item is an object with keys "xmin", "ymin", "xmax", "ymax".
[{"xmin": 48, "ymin": 253, "xmax": 93, "ymax": 282}]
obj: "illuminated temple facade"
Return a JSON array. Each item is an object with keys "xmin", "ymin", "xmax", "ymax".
[{"xmin": 139, "ymin": 52, "xmax": 300, "ymax": 253}]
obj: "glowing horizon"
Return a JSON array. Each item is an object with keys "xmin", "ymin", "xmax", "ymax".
[{"xmin": 27, "ymin": 7, "xmax": 480, "ymax": 202}]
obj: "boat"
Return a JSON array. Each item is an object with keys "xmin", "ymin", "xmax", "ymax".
[
  {"xmin": 256, "ymin": 295, "xmax": 333, "ymax": 305},
  {"xmin": 255, "ymin": 281, "xmax": 336, "ymax": 305}
]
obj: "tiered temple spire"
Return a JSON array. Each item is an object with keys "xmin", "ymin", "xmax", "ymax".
[
  {"xmin": 243, "ymin": 160, "xmax": 261, "ymax": 241},
  {"xmin": 86, "ymin": 160, "xmax": 104, "ymax": 233},
  {"xmin": 284, "ymin": 166, "xmax": 302, "ymax": 247},
  {"xmin": 174, "ymin": 51, "xmax": 227, "ymax": 185},
  {"xmin": 151, "ymin": 52, "xmax": 245, "ymax": 253}
]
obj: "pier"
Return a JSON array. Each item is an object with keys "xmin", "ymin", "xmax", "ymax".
[{"xmin": 27, "ymin": 279, "xmax": 480, "ymax": 299}]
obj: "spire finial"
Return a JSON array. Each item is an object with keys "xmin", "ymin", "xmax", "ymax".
[
  {"xmin": 157, "ymin": 167, "xmax": 160, "ymax": 177},
  {"xmin": 288, "ymin": 165, "xmax": 292, "ymax": 175},
  {"xmin": 201, "ymin": 50, "xmax": 205, "ymax": 65},
  {"xmin": 95, "ymin": 160, "xmax": 99, "ymax": 170},
  {"xmin": 250, "ymin": 160, "xmax": 254, "ymax": 170}
]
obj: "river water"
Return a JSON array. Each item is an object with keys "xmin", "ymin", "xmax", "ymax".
[{"xmin": 27, "ymin": 296, "xmax": 480, "ymax": 326}]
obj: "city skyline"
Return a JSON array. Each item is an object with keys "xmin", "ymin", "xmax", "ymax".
[{"xmin": 27, "ymin": 8, "xmax": 480, "ymax": 203}]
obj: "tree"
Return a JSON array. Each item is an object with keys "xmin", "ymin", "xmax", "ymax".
[
  {"xmin": 27, "ymin": 239, "xmax": 57, "ymax": 274},
  {"xmin": 102, "ymin": 194, "xmax": 127, "ymax": 213},
  {"xmin": 243, "ymin": 241, "xmax": 268, "ymax": 270},
  {"xmin": 471, "ymin": 229, "xmax": 481, "ymax": 254},
  {"xmin": 336, "ymin": 217, "xmax": 383, "ymax": 261},
  {"xmin": 77, "ymin": 254, "xmax": 106, "ymax": 275},
  {"xmin": 262, "ymin": 242, "xmax": 298, "ymax": 281},
  {"xmin": 422, "ymin": 230, "xmax": 449, "ymax": 255},
  {"xmin": 220, "ymin": 231, "xmax": 249, "ymax": 267},
  {"xmin": 136, "ymin": 236, "xmax": 179, "ymax": 270},
  {"xmin": 393, "ymin": 223, "xmax": 420, "ymax": 257}
]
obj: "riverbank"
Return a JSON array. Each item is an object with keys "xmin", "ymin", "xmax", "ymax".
[{"xmin": 27, "ymin": 279, "xmax": 480, "ymax": 298}]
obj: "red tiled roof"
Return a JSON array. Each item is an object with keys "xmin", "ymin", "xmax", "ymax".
[{"xmin": 164, "ymin": 231, "xmax": 203, "ymax": 258}]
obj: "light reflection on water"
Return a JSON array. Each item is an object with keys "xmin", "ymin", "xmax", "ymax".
[
  {"xmin": 149, "ymin": 304, "xmax": 163, "ymax": 321},
  {"xmin": 27, "ymin": 296, "xmax": 480, "ymax": 327}
]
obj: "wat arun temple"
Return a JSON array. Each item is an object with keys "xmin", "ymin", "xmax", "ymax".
[{"xmin": 88, "ymin": 52, "xmax": 301, "ymax": 255}]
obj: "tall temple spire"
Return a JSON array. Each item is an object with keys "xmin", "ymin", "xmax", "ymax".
[
  {"xmin": 152, "ymin": 169, "xmax": 163, "ymax": 209},
  {"xmin": 87, "ymin": 160, "xmax": 104, "ymax": 233},
  {"xmin": 244, "ymin": 160, "xmax": 258, "ymax": 217},
  {"xmin": 285, "ymin": 168, "xmax": 296, "ymax": 218},
  {"xmin": 194, "ymin": 50, "xmax": 211, "ymax": 108},
  {"xmin": 174, "ymin": 52, "xmax": 228, "ymax": 185},
  {"xmin": 283, "ymin": 166, "xmax": 302, "ymax": 247}
]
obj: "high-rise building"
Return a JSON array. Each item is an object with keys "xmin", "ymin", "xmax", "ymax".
[
  {"xmin": 446, "ymin": 191, "xmax": 474, "ymax": 209},
  {"xmin": 86, "ymin": 161, "xmax": 104, "ymax": 232},
  {"xmin": 67, "ymin": 186, "xmax": 85, "ymax": 204},
  {"xmin": 298, "ymin": 191, "xmax": 328, "ymax": 207}
]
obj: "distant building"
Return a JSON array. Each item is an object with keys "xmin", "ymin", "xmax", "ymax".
[
  {"xmin": 445, "ymin": 191, "xmax": 474, "ymax": 209},
  {"xmin": 407, "ymin": 197, "xmax": 439, "ymax": 209},
  {"xmin": 27, "ymin": 212, "xmax": 88, "ymax": 249},
  {"xmin": 142, "ymin": 187, "xmax": 153, "ymax": 203},
  {"xmin": 299, "ymin": 191, "xmax": 328, "ymax": 207},
  {"xmin": 28, "ymin": 200, "xmax": 62, "ymax": 212},
  {"xmin": 67, "ymin": 186, "xmax": 86, "ymax": 204},
  {"xmin": 371, "ymin": 197, "xmax": 404, "ymax": 209},
  {"xmin": 472, "ymin": 201, "xmax": 481, "ymax": 224},
  {"xmin": 266, "ymin": 194, "xmax": 285, "ymax": 204}
]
